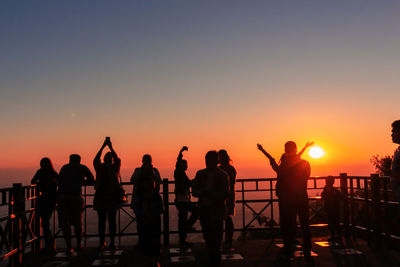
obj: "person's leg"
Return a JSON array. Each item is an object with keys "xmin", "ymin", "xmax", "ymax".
[
  {"xmin": 298, "ymin": 197, "xmax": 311, "ymax": 256},
  {"xmin": 97, "ymin": 210, "xmax": 107, "ymax": 248},
  {"xmin": 279, "ymin": 198, "xmax": 296, "ymax": 257},
  {"xmin": 72, "ymin": 197, "xmax": 83, "ymax": 251},
  {"xmin": 150, "ymin": 215, "xmax": 161, "ymax": 258},
  {"xmin": 208, "ymin": 219, "xmax": 223, "ymax": 266},
  {"xmin": 176, "ymin": 202, "xmax": 189, "ymax": 244},
  {"xmin": 136, "ymin": 215, "xmax": 144, "ymax": 249},
  {"xmin": 327, "ymin": 212, "xmax": 335, "ymax": 239},
  {"xmin": 225, "ymin": 216, "xmax": 234, "ymax": 248},
  {"xmin": 187, "ymin": 202, "xmax": 199, "ymax": 228},
  {"xmin": 108, "ymin": 209, "xmax": 117, "ymax": 249},
  {"xmin": 41, "ymin": 213, "xmax": 52, "ymax": 249},
  {"xmin": 58, "ymin": 200, "xmax": 72, "ymax": 253}
]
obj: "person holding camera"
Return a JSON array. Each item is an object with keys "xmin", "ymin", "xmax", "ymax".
[{"xmin": 93, "ymin": 137, "xmax": 123, "ymax": 250}]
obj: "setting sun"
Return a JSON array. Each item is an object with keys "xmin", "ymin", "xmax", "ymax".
[{"xmin": 308, "ymin": 146, "xmax": 325, "ymax": 159}]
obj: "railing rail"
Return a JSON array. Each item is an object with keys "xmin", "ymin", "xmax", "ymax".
[{"xmin": 0, "ymin": 174, "xmax": 399, "ymax": 266}]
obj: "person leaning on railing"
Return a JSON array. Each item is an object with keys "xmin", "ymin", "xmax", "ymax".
[
  {"xmin": 31, "ymin": 157, "xmax": 58, "ymax": 251},
  {"xmin": 130, "ymin": 154, "xmax": 163, "ymax": 267},
  {"xmin": 58, "ymin": 154, "xmax": 95, "ymax": 255}
]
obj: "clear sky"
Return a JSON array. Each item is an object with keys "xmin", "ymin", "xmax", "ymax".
[{"xmin": 1, "ymin": 1, "xmax": 400, "ymax": 184}]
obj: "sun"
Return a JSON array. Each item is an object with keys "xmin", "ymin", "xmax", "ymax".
[{"xmin": 308, "ymin": 146, "xmax": 325, "ymax": 159}]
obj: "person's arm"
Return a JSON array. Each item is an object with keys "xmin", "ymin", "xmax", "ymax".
[
  {"xmin": 191, "ymin": 171, "xmax": 201, "ymax": 198},
  {"xmin": 154, "ymin": 168, "xmax": 162, "ymax": 193},
  {"xmin": 94, "ymin": 140, "xmax": 108, "ymax": 170},
  {"xmin": 108, "ymin": 142, "xmax": 121, "ymax": 172},
  {"xmin": 257, "ymin": 144, "xmax": 279, "ymax": 172},
  {"xmin": 176, "ymin": 146, "xmax": 188, "ymax": 169},
  {"xmin": 297, "ymin": 141, "xmax": 314, "ymax": 157},
  {"xmin": 31, "ymin": 170, "xmax": 40, "ymax": 184},
  {"xmin": 83, "ymin": 166, "xmax": 95, "ymax": 185}
]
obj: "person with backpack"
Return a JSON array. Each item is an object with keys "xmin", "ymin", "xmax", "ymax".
[
  {"xmin": 131, "ymin": 154, "xmax": 163, "ymax": 267},
  {"xmin": 257, "ymin": 142, "xmax": 312, "ymax": 263}
]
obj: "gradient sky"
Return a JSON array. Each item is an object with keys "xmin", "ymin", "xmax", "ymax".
[{"xmin": 1, "ymin": 1, "xmax": 400, "ymax": 184}]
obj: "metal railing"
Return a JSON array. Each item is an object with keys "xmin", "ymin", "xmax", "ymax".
[{"xmin": 1, "ymin": 174, "xmax": 399, "ymax": 266}]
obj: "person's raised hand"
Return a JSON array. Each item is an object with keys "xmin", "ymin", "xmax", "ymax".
[
  {"xmin": 305, "ymin": 141, "xmax": 314, "ymax": 148},
  {"xmin": 257, "ymin": 144, "xmax": 264, "ymax": 151},
  {"xmin": 181, "ymin": 146, "xmax": 188, "ymax": 152}
]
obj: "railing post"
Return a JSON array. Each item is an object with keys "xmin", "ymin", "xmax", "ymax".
[
  {"xmin": 162, "ymin": 179, "xmax": 169, "ymax": 246},
  {"xmin": 340, "ymin": 173, "xmax": 350, "ymax": 236},
  {"xmin": 10, "ymin": 183, "xmax": 25, "ymax": 266},
  {"xmin": 371, "ymin": 174, "xmax": 383, "ymax": 248},
  {"xmin": 382, "ymin": 177, "xmax": 389, "ymax": 246},
  {"xmin": 32, "ymin": 185, "xmax": 41, "ymax": 254}
]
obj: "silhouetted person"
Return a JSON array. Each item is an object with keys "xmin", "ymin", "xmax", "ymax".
[
  {"xmin": 93, "ymin": 137, "xmax": 122, "ymax": 250},
  {"xmin": 131, "ymin": 154, "xmax": 162, "ymax": 267},
  {"xmin": 174, "ymin": 146, "xmax": 199, "ymax": 246},
  {"xmin": 31, "ymin": 157, "xmax": 58, "ymax": 251},
  {"xmin": 258, "ymin": 142, "xmax": 312, "ymax": 262},
  {"xmin": 391, "ymin": 120, "xmax": 400, "ymax": 202},
  {"xmin": 58, "ymin": 154, "xmax": 95, "ymax": 254},
  {"xmin": 321, "ymin": 177, "xmax": 341, "ymax": 241},
  {"xmin": 192, "ymin": 151, "xmax": 229, "ymax": 267},
  {"xmin": 218, "ymin": 149, "xmax": 237, "ymax": 251}
]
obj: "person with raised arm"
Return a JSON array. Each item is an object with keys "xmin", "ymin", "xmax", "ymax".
[
  {"xmin": 174, "ymin": 146, "xmax": 199, "ymax": 246},
  {"xmin": 217, "ymin": 149, "xmax": 237, "ymax": 252},
  {"xmin": 93, "ymin": 137, "xmax": 122, "ymax": 250},
  {"xmin": 257, "ymin": 142, "xmax": 312, "ymax": 263},
  {"xmin": 31, "ymin": 157, "xmax": 58, "ymax": 251},
  {"xmin": 58, "ymin": 154, "xmax": 95, "ymax": 255}
]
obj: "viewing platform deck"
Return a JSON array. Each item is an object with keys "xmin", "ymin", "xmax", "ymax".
[
  {"xmin": 21, "ymin": 237, "xmax": 400, "ymax": 267},
  {"xmin": 1, "ymin": 174, "xmax": 400, "ymax": 266}
]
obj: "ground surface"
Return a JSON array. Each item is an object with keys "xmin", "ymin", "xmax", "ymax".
[{"xmin": 20, "ymin": 236, "xmax": 400, "ymax": 267}]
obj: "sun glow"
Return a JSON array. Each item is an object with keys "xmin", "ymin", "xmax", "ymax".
[{"xmin": 308, "ymin": 146, "xmax": 325, "ymax": 159}]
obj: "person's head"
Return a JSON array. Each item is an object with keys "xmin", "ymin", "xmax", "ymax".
[
  {"xmin": 181, "ymin": 159, "xmax": 188, "ymax": 171},
  {"xmin": 392, "ymin": 120, "xmax": 400, "ymax": 144},
  {"xmin": 284, "ymin": 141, "xmax": 297, "ymax": 155},
  {"xmin": 218, "ymin": 149, "xmax": 231, "ymax": 166},
  {"xmin": 40, "ymin": 157, "xmax": 54, "ymax": 171},
  {"xmin": 205, "ymin": 150, "xmax": 219, "ymax": 169},
  {"xmin": 142, "ymin": 154, "xmax": 152, "ymax": 167},
  {"xmin": 104, "ymin": 152, "xmax": 113, "ymax": 165},
  {"xmin": 325, "ymin": 176, "xmax": 335, "ymax": 187},
  {"xmin": 69, "ymin": 154, "xmax": 81, "ymax": 164}
]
